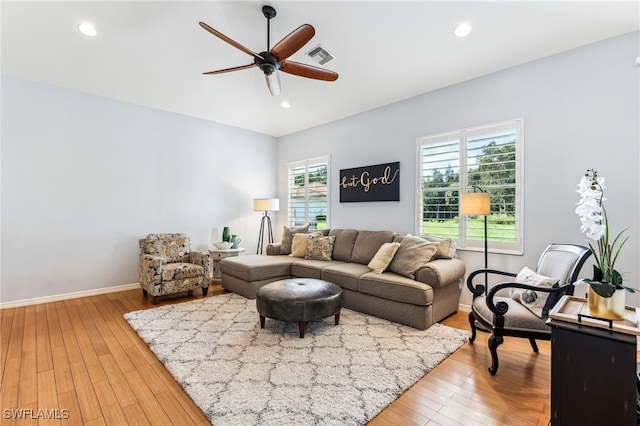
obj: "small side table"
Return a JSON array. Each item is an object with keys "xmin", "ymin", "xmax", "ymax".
[
  {"xmin": 547, "ymin": 296, "xmax": 639, "ymax": 426},
  {"xmin": 208, "ymin": 248, "xmax": 245, "ymax": 283}
]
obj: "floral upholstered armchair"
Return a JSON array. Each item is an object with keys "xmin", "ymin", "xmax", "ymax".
[{"xmin": 139, "ymin": 233, "xmax": 210, "ymax": 304}]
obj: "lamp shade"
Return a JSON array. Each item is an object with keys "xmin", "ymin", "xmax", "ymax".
[
  {"xmin": 460, "ymin": 192, "xmax": 490, "ymax": 215},
  {"xmin": 254, "ymin": 198, "xmax": 280, "ymax": 212}
]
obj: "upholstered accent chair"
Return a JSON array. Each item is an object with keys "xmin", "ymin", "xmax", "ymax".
[
  {"xmin": 139, "ymin": 233, "xmax": 211, "ymax": 304},
  {"xmin": 467, "ymin": 244, "xmax": 591, "ymax": 375}
]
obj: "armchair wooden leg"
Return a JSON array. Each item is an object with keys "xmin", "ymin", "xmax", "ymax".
[
  {"xmin": 202, "ymin": 286, "xmax": 209, "ymax": 297},
  {"xmin": 468, "ymin": 311, "xmax": 477, "ymax": 343},
  {"xmin": 142, "ymin": 289, "xmax": 148, "ymax": 297},
  {"xmin": 152, "ymin": 296, "xmax": 159, "ymax": 304},
  {"xmin": 488, "ymin": 334, "xmax": 504, "ymax": 376},
  {"xmin": 528, "ymin": 338, "xmax": 539, "ymax": 353}
]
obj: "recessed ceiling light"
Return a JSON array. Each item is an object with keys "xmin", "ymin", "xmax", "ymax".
[
  {"xmin": 78, "ymin": 22, "xmax": 97, "ymax": 37},
  {"xmin": 281, "ymin": 101, "xmax": 291, "ymax": 109},
  {"xmin": 454, "ymin": 23, "xmax": 471, "ymax": 38}
]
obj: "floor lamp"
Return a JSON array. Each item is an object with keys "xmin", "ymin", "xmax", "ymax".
[
  {"xmin": 254, "ymin": 198, "xmax": 280, "ymax": 254},
  {"xmin": 460, "ymin": 188, "xmax": 490, "ymax": 294}
]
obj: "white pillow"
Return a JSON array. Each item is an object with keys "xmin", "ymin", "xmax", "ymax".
[
  {"xmin": 368, "ymin": 242, "xmax": 401, "ymax": 274},
  {"xmin": 509, "ymin": 266, "xmax": 558, "ymax": 318}
]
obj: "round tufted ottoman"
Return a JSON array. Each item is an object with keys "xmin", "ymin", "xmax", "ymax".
[{"xmin": 256, "ymin": 278, "xmax": 343, "ymax": 338}]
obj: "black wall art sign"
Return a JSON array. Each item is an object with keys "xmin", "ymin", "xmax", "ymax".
[{"xmin": 339, "ymin": 162, "xmax": 400, "ymax": 202}]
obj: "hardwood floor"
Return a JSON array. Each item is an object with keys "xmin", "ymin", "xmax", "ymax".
[{"xmin": 1, "ymin": 286, "xmax": 553, "ymax": 425}]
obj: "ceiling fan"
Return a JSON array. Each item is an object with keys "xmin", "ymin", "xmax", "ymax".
[{"xmin": 199, "ymin": 5, "xmax": 338, "ymax": 96}]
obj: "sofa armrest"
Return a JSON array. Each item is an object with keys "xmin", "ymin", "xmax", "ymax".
[
  {"xmin": 189, "ymin": 251, "xmax": 211, "ymax": 274},
  {"xmin": 266, "ymin": 243, "xmax": 281, "ymax": 255},
  {"xmin": 414, "ymin": 258, "xmax": 466, "ymax": 289}
]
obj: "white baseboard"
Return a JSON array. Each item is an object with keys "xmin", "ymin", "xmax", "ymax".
[
  {"xmin": 0, "ymin": 283, "xmax": 140, "ymax": 309},
  {"xmin": 458, "ymin": 303, "xmax": 471, "ymax": 313}
]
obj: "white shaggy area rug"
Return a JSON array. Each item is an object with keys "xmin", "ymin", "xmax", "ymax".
[{"xmin": 124, "ymin": 293, "xmax": 469, "ymax": 426}]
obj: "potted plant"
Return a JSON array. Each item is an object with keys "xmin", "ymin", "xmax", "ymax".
[{"xmin": 575, "ymin": 169, "xmax": 634, "ymax": 320}]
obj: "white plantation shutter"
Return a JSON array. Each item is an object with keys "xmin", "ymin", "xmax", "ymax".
[
  {"xmin": 287, "ymin": 156, "xmax": 330, "ymax": 231},
  {"xmin": 417, "ymin": 119, "xmax": 523, "ymax": 253}
]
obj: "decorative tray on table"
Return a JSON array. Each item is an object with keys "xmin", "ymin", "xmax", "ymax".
[{"xmin": 548, "ymin": 295, "xmax": 640, "ymax": 336}]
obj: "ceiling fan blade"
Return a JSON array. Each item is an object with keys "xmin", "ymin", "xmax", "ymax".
[
  {"xmin": 199, "ymin": 22, "xmax": 263, "ymax": 60},
  {"xmin": 270, "ymin": 24, "xmax": 315, "ymax": 62},
  {"xmin": 280, "ymin": 61, "xmax": 338, "ymax": 81},
  {"xmin": 203, "ymin": 64, "xmax": 257, "ymax": 75}
]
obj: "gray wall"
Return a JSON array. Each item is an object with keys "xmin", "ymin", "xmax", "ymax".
[
  {"xmin": 2, "ymin": 76, "xmax": 277, "ymax": 304},
  {"xmin": 277, "ymin": 32, "xmax": 640, "ymax": 306}
]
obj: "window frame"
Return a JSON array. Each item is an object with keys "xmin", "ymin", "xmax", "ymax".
[
  {"xmin": 415, "ymin": 118, "xmax": 524, "ymax": 254},
  {"xmin": 286, "ymin": 155, "xmax": 331, "ymax": 231}
]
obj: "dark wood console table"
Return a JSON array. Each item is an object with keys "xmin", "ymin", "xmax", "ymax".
[{"xmin": 547, "ymin": 296, "xmax": 639, "ymax": 426}]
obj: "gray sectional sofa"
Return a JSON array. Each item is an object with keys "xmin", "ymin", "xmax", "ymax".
[{"xmin": 219, "ymin": 229, "xmax": 466, "ymax": 330}]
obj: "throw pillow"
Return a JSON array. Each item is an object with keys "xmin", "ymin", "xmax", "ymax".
[
  {"xmin": 509, "ymin": 266, "xmax": 559, "ymax": 318},
  {"xmin": 280, "ymin": 224, "xmax": 310, "ymax": 255},
  {"xmin": 422, "ymin": 235, "xmax": 457, "ymax": 259},
  {"xmin": 289, "ymin": 232, "xmax": 322, "ymax": 258},
  {"xmin": 368, "ymin": 242, "xmax": 401, "ymax": 274},
  {"xmin": 388, "ymin": 236, "xmax": 440, "ymax": 279},
  {"xmin": 306, "ymin": 235, "xmax": 336, "ymax": 261}
]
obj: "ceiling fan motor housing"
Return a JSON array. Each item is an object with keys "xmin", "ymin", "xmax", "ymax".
[{"xmin": 255, "ymin": 52, "xmax": 281, "ymax": 75}]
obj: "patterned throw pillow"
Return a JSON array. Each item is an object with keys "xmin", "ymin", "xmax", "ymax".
[
  {"xmin": 388, "ymin": 236, "xmax": 439, "ymax": 279},
  {"xmin": 289, "ymin": 232, "xmax": 322, "ymax": 258},
  {"xmin": 368, "ymin": 242, "xmax": 401, "ymax": 274},
  {"xmin": 280, "ymin": 225, "xmax": 310, "ymax": 255},
  {"xmin": 509, "ymin": 266, "xmax": 559, "ymax": 318},
  {"xmin": 305, "ymin": 235, "xmax": 336, "ymax": 261}
]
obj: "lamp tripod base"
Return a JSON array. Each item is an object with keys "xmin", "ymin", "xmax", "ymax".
[{"xmin": 257, "ymin": 212, "xmax": 274, "ymax": 254}]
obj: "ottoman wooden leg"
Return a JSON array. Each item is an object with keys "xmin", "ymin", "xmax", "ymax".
[
  {"xmin": 335, "ymin": 311, "xmax": 341, "ymax": 325},
  {"xmin": 299, "ymin": 322, "xmax": 306, "ymax": 338},
  {"xmin": 260, "ymin": 315, "xmax": 265, "ymax": 329}
]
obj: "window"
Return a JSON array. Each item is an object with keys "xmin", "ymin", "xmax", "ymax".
[
  {"xmin": 286, "ymin": 156, "xmax": 330, "ymax": 231},
  {"xmin": 416, "ymin": 119, "xmax": 523, "ymax": 253}
]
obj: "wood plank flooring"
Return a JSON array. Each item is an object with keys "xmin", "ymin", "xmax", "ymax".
[{"xmin": 1, "ymin": 285, "xmax": 554, "ymax": 425}]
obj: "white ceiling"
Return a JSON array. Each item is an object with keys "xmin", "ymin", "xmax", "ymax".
[{"xmin": 2, "ymin": 1, "xmax": 638, "ymax": 137}]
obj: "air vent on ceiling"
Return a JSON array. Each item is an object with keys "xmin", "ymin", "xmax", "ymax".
[{"xmin": 306, "ymin": 45, "xmax": 335, "ymax": 65}]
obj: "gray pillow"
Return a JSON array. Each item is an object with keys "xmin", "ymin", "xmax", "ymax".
[
  {"xmin": 388, "ymin": 236, "xmax": 440, "ymax": 279},
  {"xmin": 279, "ymin": 224, "xmax": 310, "ymax": 255}
]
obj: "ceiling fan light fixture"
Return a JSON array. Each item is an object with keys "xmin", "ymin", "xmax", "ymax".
[{"xmin": 265, "ymin": 72, "xmax": 281, "ymax": 96}]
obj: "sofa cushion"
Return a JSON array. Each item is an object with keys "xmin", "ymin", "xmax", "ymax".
[
  {"xmin": 328, "ymin": 229, "xmax": 359, "ymax": 262},
  {"xmin": 321, "ymin": 263, "xmax": 371, "ymax": 292},
  {"xmin": 358, "ymin": 272, "xmax": 434, "ymax": 306},
  {"xmin": 280, "ymin": 225, "xmax": 310, "ymax": 255},
  {"xmin": 291, "ymin": 259, "xmax": 344, "ymax": 279},
  {"xmin": 306, "ymin": 235, "xmax": 336, "ymax": 261},
  {"xmin": 388, "ymin": 236, "xmax": 439, "ymax": 279},
  {"xmin": 220, "ymin": 255, "xmax": 292, "ymax": 282},
  {"xmin": 161, "ymin": 262, "xmax": 204, "ymax": 281},
  {"xmin": 368, "ymin": 242, "xmax": 400, "ymax": 274},
  {"xmin": 350, "ymin": 230, "xmax": 395, "ymax": 264}
]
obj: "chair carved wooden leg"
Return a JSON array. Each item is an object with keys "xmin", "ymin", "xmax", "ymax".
[
  {"xmin": 468, "ymin": 311, "xmax": 477, "ymax": 343},
  {"xmin": 529, "ymin": 338, "xmax": 539, "ymax": 353},
  {"xmin": 488, "ymin": 334, "xmax": 504, "ymax": 376}
]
